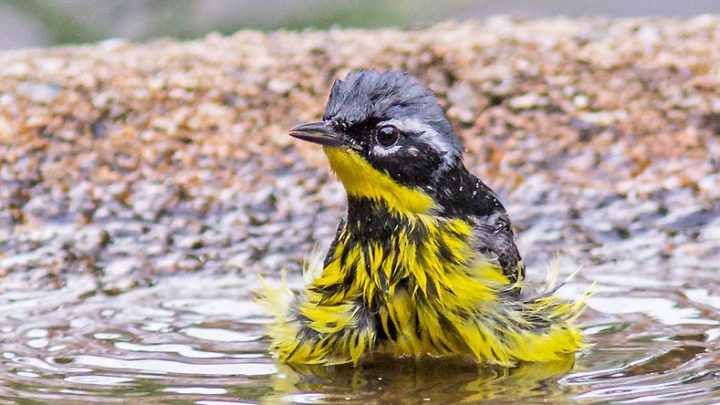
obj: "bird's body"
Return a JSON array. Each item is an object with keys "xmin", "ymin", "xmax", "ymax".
[{"xmin": 261, "ymin": 70, "xmax": 585, "ymax": 366}]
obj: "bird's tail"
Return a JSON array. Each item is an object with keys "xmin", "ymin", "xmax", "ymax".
[
  {"xmin": 257, "ymin": 270, "xmax": 296, "ymax": 333},
  {"xmin": 256, "ymin": 248, "xmax": 324, "ymax": 325},
  {"xmin": 256, "ymin": 250, "xmax": 330, "ymax": 364}
]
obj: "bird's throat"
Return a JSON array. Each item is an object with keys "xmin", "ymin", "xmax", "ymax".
[{"xmin": 323, "ymin": 147, "xmax": 435, "ymax": 214}]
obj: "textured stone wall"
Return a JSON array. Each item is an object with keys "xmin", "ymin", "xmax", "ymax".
[{"xmin": 1, "ymin": 18, "xmax": 719, "ymax": 288}]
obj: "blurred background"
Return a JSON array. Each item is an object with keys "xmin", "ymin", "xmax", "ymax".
[{"xmin": 2, "ymin": 0, "xmax": 720, "ymax": 50}]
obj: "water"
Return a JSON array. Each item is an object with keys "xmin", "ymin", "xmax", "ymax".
[{"xmin": 1, "ymin": 265, "xmax": 719, "ymax": 403}]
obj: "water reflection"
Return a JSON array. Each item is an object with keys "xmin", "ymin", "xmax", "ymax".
[
  {"xmin": 267, "ymin": 355, "xmax": 577, "ymax": 403},
  {"xmin": 0, "ymin": 272, "xmax": 719, "ymax": 402}
]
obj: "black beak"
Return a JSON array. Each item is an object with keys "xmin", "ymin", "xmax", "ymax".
[{"xmin": 289, "ymin": 122, "xmax": 350, "ymax": 148}]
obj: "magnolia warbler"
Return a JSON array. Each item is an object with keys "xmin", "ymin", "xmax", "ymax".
[{"xmin": 261, "ymin": 70, "xmax": 586, "ymax": 367}]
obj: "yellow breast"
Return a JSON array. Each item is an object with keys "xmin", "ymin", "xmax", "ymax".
[{"xmin": 262, "ymin": 154, "xmax": 584, "ymax": 366}]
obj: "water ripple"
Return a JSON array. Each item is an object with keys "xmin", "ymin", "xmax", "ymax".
[{"xmin": 1, "ymin": 272, "xmax": 719, "ymax": 402}]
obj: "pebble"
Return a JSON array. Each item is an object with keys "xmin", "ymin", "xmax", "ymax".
[
  {"xmin": 509, "ymin": 93, "xmax": 548, "ymax": 110},
  {"xmin": 0, "ymin": 18, "xmax": 718, "ymax": 289}
]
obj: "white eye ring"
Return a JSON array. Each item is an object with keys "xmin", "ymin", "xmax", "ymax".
[{"xmin": 372, "ymin": 143, "xmax": 402, "ymax": 157}]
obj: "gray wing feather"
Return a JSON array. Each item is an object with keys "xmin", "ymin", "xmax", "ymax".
[{"xmin": 472, "ymin": 212, "xmax": 525, "ymax": 287}]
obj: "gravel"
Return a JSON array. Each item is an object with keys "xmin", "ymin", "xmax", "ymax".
[{"xmin": 0, "ymin": 17, "xmax": 719, "ymax": 289}]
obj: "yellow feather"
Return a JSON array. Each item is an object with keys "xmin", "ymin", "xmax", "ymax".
[
  {"xmin": 324, "ymin": 147, "xmax": 435, "ymax": 214},
  {"xmin": 260, "ymin": 148, "xmax": 586, "ymax": 367}
]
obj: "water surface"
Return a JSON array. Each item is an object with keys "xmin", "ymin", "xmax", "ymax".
[{"xmin": 2, "ymin": 266, "xmax": 719, "ymax": 403}]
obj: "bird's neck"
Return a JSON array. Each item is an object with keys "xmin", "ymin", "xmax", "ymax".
[
  {"xmin": 427, "ymin": 163, "xmax": 506, "ymax": 218},
  {"xmin": 346, "ymin": 197, "xmax": 410, "ymax": 239},
  {"xmin": 325, "ymin": 147, "xmax": 435, "ymax": 214}
]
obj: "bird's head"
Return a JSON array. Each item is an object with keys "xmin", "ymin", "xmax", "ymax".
[{"xmin": 290, "ymin": 70, "xmax": 464, "ymax": 214}]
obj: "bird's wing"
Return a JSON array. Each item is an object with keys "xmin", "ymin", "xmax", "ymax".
[{"xmin": 471, "ymin": 211, "xmax": 525, "ymax": 288}]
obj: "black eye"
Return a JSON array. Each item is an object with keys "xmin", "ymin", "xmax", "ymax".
[{"xmin": 376, "ymin": 125, "xmax": 400, "ymax": 147}]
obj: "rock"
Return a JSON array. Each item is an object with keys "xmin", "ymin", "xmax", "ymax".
[
  {"xmin": 578, "ymin": 110, "xmax": 628, "ymax": 126},
  {"xmin": 267, "ymin": 79, "xmax": 294, "ymax": 95},
  {"xmin": 509, "ymin": 93, "xmax": 549, "ymax": 110},
  {"xmin": 0, "ymin": 18, "xmax": 719, "ymax": 287},
  {"xmin": 0, "ymin": 114, "xmax": 13, "ymax": 144},
  {"xmin": 15, "ymin": 81, "xmax": 61, "ymax": 104}
]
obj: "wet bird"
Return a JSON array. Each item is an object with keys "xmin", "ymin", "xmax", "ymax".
[{"xmin": 261, "ymin": 70, "xmax": 585, "ymax": 366}]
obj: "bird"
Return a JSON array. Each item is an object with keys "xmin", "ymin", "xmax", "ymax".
[{"xmin": 260, "ymin": 70, "xmax": 586, "ymax": 367}]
